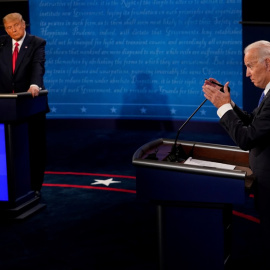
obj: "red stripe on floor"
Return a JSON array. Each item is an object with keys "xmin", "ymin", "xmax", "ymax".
[
  {"xmin": 42, "ymin": 183, "xmax": 136, "ymax": 194},
  {"xmin": 44, "ymin": 171, "xmax": 261, "ymax": 224},
  {"xmin": 45, "ymin": 171, "xmax": 136, "ymax": 179},
  {"xmin": 232, "ymin": 210, "xmax": 260, "ymax": 224}
]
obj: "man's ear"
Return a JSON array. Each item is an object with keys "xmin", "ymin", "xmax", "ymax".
[
  {"xmin": 22, "ymin": 20, "xmax": 26, "ymax": 29},
  {"xmin": 265, "ymin": 58, "xmax": 270, "ymax": 71}
]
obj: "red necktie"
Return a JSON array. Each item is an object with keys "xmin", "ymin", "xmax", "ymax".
[{"xmin": 12, "ymin": 42, "xmax": 19, "ymax": 73}]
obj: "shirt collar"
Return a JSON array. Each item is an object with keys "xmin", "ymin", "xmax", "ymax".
[
  {"xmin": 265, "ymin": 82, "xmax": 270, "ymax": 95},
  {"xmin": 12, "ymin": 31, "xmax": 26, "ymax": 49}
]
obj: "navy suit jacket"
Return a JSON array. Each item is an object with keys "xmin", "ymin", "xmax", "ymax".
[
  {"xmin": 220, "ymin": 91, "xmax": 270, "ymax": 187},
  {"xmin": 0, "ymin": 33, "xmax": 46, "ymax": 93}
]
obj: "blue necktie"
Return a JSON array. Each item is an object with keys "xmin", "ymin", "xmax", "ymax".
[{"xmin": 258, "ymin": 91, "xmax": 265, "ymax": 106}]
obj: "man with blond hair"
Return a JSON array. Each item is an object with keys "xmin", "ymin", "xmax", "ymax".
[{"xmin": 0, "ymin": 12, "xmax": 48, "ymax": 195}]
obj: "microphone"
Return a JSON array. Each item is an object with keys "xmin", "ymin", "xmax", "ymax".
[
  {"xmin": 204, "ymin": 79, "xmax": 230, "ymax": 93},
  {"xmin": 165, "ymin": 79, "xmax": 230, "ymax": 162}
]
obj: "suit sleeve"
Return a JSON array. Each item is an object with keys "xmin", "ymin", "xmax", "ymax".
[{"xmin": 220, "ymin": 99, "xmax": 270, "ymax": 151}]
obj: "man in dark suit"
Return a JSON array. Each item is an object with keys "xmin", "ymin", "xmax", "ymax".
[
  {"xmin": 0, "ymin": 13, "xmax": 48, "ymax": 195},
  {"xmin": 202, "ymin": 40, "xmax": 270, "ymax": 269}
]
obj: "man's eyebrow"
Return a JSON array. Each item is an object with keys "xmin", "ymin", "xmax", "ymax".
[{"xmin": 246, "ymin": 60, "xmax": 257, "ymax": 66}]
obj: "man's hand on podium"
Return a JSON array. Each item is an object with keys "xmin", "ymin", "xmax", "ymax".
[{"xmin": 27, "ymin": 85, "xmax": 40, "ymax": 97}]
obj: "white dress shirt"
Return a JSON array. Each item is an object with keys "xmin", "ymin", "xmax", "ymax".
[
  {"xmin": 12, "ymin": 31, "xmax": 26, "ymax": 53},
  {"xmin": 217, "ymin": 82, "xmax": 270, "ymax": 118}
]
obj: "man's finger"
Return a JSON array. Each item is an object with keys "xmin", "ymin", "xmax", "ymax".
[{"xmin": 223, "ymin": 82, "xmax": 230, "ymax": 93}]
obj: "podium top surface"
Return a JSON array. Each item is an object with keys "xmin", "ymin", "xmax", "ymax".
[
  {"xmin": 0, "ymin": 90, "xmax": 48, "ymax": 99},
  {"xmin": 132, "ymin": 138, "xmax": 249, "ymax": 180},
  {"xmin": 133, "ymin": 138, "xmax": 249, "ymax": 204},
  {"xmin": 0, "ymin": 90, "xmax": 48, "ymax": 122}
]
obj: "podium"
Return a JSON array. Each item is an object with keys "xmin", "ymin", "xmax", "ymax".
[
  {"xmin": 132, "ymin": 138, "xmax": 252, "ymax": 270},
  {"xmin": 0, "ymin": 90, "xmax": 48, "ymax": 220}
]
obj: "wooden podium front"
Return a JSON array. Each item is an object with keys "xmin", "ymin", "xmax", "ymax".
[
  {"xmin": 0, "ymin": 91, "xmax": 48, "ymax": 220},
  {"xmin": 132, "ymin": 138, "xmax": 252, "ymax": 270}
]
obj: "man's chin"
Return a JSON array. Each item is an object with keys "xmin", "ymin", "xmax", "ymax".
[{"xmin": 252, "ymin": 81, "xmax": 258, "ymax": 87}]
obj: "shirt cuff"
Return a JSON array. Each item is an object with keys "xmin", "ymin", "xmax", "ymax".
[
  {"xmin": 30, "ymin": 84, "xmax": 41, "ymax": 91},
  {"xmin": 217, "ymin": 103, "xmax": 233, "ymax": 118}
]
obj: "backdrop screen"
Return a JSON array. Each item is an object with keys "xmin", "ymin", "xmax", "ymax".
[{"xmin": 29, "ymin": 0, "xmax": 242, "ymax": 121}]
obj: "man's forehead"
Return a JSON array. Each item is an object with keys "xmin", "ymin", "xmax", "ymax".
[
  {"xmin": 244, "ymin": 52, "xmax": 259, "ymax": 65},
  {"xmin": 4, "ymin": 19, "xmax": 21, "ymax": 25}
]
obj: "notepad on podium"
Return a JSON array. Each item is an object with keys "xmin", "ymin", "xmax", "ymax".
[{"xmin": 184, "ymin": 156, "xmax": 236, "ymax": 170}]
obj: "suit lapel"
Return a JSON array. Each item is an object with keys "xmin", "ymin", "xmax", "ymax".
[{"xmin": 253, "ymin": 90, "xmax": 270, "ymax": 118}]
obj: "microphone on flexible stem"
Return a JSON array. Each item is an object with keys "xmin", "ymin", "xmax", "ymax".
[
  {"xmin": 165, "ymin": 79, "xmax": 230, "ymax": 162},
  {"xmin": 165, "ymin": 98, "xmax": 207, "ymax": 162}
]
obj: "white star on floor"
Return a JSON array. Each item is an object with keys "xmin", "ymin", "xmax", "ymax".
[{"xmin": 91, "ymin": 178, "xmax": 121, "ymax": 186}]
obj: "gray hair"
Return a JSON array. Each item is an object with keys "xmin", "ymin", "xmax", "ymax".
[{"xmin": 244, "ymin": 40, "xmax": 270, "ymax": 62}]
